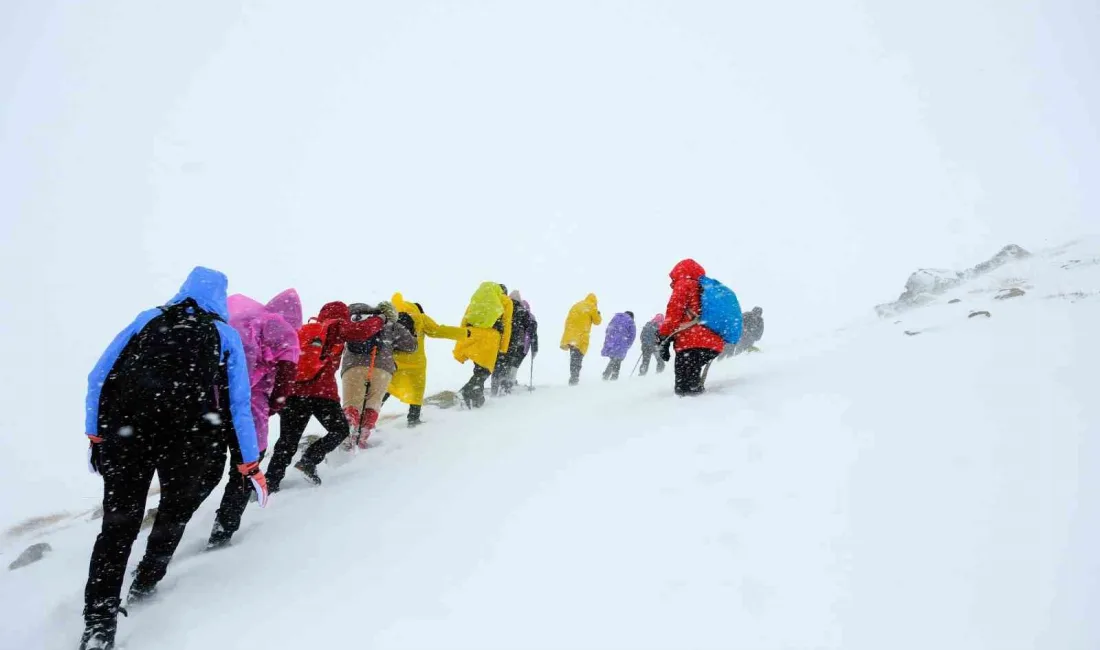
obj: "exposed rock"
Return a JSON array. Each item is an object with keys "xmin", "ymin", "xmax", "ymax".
[
  {"xmin": 875, "ymin": 245, "xmax": 1030, "ymax": 317},
  {"xmin": 995, "ymin": 288, "xmax": 1026, "ymax": 300},
  {"xmin": 4, "ymin": 513, "xmax": 70, "ymax": 539},
  {"xmin": 425, "ymin": 390, "xmax": 460, "ymax": 409},
  {"xmin": 962, "ymin": 244, "xmax": 1030, "ymax": 279},
  {"xmin": 968, "ymin": 311, "xmax": 992, "ymax": 319},
  {"xmin": 8, "ymin": 542, "xmax": 51, "ymax": 570},
  {"xmin": 948, "ymin": 298, "xmax": 961, "ymax": 304},
  {"xmin": 140, "ymin": 508, "xmax": 158, "ymax": 530}
]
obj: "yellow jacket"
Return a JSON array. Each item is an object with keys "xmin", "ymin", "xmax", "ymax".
[
  {"xmin": 389, "ymin": 293, "xmax": 466, "ymax": 406},
  {"xmin": 560, "ymin": 293, "xmax": 602, "ymax": 355},
  {"xmin": 453, "ymin": 286, "xmax": 514, "ymax": 370}
]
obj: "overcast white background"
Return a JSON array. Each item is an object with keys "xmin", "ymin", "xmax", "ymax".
[{"xmin": 1, "ymin": 0, "xmax": 1096, "ymax": 523}]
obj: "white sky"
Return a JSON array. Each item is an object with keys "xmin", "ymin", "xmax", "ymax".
[{"xmin": 0, "ymin": 0, "xmax": 1096, "ymax": 520}]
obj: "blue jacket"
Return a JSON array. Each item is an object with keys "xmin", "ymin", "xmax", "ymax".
[{"xmin": 84, "ymin": 267, "xmax": 260, "ymax": 463}]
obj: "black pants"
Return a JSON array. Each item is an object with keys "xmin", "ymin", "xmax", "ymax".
[
  {"xmin": 674, "ymin": 349, "xmax": 719, "ymax": 396},
  {"xmin": 381, "ymin": 393, "xmax": 422, "ymax": 423},
  {"xmin": 266, "ymin": 396, "xmax": 348, "ymax": 488},
  {"xmin": 85, "ymin": 420, "xmax": 223, "ymax": 618},
  {"xmin": 639, "ymin": 348, "xmax": 666, "ymax": 376},
  {"xmin": 462, "ymin": 364, "xmax": 492, "ymax": 407},
  {"xmin": 210, "ymin": 444, "xmax": 266, "ymax": 544},
  {"xmin": 602, "ymin": 357, "xmax": 624, "ymax": 381},
  {"xmin": 568, "ymin": 346, "xmax": 584, "ymax": 385}
]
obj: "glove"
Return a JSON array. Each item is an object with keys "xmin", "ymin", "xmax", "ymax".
[
  {"xmin": 237, "ymin": 461, "xmax": 269, "ymax": 508},
  {"xmin": 87, "ymin": 435, "xmax": 104, "ymax": 475},
  {"xmin": 658, "ymin": 337, "xmax": 673, "ymax": 363}
]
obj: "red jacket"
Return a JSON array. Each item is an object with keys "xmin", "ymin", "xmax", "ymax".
[
  {"xmin": 291, "ymin": 301, "xmax": 384, "ymax": 402},
  {"xmin": 657, "ymin": 259, "xmax": 726, "ymax": 354}
]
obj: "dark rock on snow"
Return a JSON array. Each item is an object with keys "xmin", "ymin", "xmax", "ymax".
[
  {"xmin": 995, "ymin": 288, "xmax": 1026, "ymax": 300},
  {"xmin": 969, "ymin": 311, "xmax": 992, "ymax": 319},
  {"xmin": 8, "ymin": 542, "xmax": 52, "ymax": 570},
  {"xmin": 875, "ymin": 245, "xmax": 1030, "ymax": 317}
]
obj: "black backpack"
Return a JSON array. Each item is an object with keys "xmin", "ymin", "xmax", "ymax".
[
  {"xmin": 105, "ymin": 298, "xmax": 226, "ymax": 422},
  {"xmin": 397, "ymin": 312, "xmax": 416, "ymax": 338}
]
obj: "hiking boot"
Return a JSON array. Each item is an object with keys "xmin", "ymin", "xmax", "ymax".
[
  {"xmin": 127, "ymin": 579, "xmax": 157, "ymax": 606},
  {"xmin": 206, "ymin": 522, "xmax": 232, "ymax": 551},
  {"xmin": 294, "ymin": 460, "xmax": 322, "ymax": 486},
  {"xmin": 80, "ymin": 598, "xmax": 125, "ymax": 650}
]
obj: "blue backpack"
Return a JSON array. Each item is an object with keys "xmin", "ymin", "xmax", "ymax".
[{"xmin": 698, "ymin": 276, "xmax": 743, "ymax": 343}]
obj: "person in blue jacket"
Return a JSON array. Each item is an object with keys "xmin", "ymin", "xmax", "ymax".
[{"xmin": 79, "ymin": 267, "xmax": 267, "ymax": 650}]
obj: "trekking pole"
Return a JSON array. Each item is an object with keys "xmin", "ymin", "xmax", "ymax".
[
  {"xmin": 528, "ymin": 354, "xmax": 535, "ymax": 391},
  {"xmin": 700, "ymin": 359, "xmax": 714, "ymax": 388},
  {"xmin": 629, "ymin": 353, "xmax": 642, "ymax": 378},
  {"xmin": 354, "ymin": 348, "xmax": 378, "ymax": 450}
]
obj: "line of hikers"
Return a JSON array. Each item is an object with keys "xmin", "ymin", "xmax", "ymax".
[{"xmin": 77, "ymin": 258, "xmax": 762, "ymax": 649}]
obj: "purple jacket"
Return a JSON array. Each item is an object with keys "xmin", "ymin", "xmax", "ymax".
[
  {"xmin": 601, "ymin": 312, "xmax": 637, "ymax": 359},
  {"xmin": 227, "ymin": 289, "xmax": 303, "ymax": 451}
]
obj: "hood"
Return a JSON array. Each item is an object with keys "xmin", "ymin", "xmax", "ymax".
[
  {"xmin": 169, "ymin": 266, "xmax": 230, "ymax": 320},
  {"xmin": 585, "ymin": 293, "xmax": 598, "ymax": 306},
  {"xmin": 752, "ymin": 306, "xmax": 763, "ymax": 315},
  {"xmin": 227, "ymin": 294, "xmax": 266, "ymax": 321},
  {"xmin": 317, "ymin": 301, "xmax": 349, "ymax": 322},
  {"xmin": 670, "ymin": 259, "xmax": 706, "ymax": 282},
  {"xmin": 651, "ymin": 313, "xmax": 665, "ymax": 324},
  {"xmin": 509, "ymin": 290, "xmax": 522, "ymax": 302},
  {"xmin": 266, "ymin": 289, "xmax": 303, "ymax": 330},
  {"xmin": 392, "ymin": 292, "xmax": 413, "ymax": 314}
]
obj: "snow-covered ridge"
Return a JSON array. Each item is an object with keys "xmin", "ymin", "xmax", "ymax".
[{"xmin": 3, "ymin": 239, "xmax": 1099, "ymax": 649}]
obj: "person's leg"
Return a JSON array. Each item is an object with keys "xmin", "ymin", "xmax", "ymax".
[
  {"xmin": 609, "ymin": 358, "xmax": 623, "ymax": 380},
  {"xmin": 674, "ymin": 350, "xmax": 693, "ymax": 396},
  {"xmin": 602, "ymin": 358, "xmax": 613, "ymax": 380},
  {"xmin": 265, "ymin": 397, "xmax": 312, "ymax": 491},
  {"xmin": 490, "ymin": 356, "xmax": 505, "ymax": 396},
  {"xmin": 639, "ymin": 350, "xmax": 651, "ymax": 376},
  {"xmin": 341, "ymin": 366, "xmax": 370, "ymax": 431},
  {"xmin": 407, "ymin": 404, "xmax": 423, "ymax": 426},
  {"xmin": 355, "ymin": 369, "xmax": 392, "ymax": 445},
  {"xmin": 130, "ymin": 428, "xmax": 224, "ymax": 598},
  {"xmin": 569, "ymin": 347, "xmax": 583, "ymax": 385},
  {"xmin": 84, "ymin": 433, "xmax": 156, "ymax": 639},
  {"xmin": 299, "ymin": 398, "xmax": 362, "ymax": 468},
  {"xmin": 655, "ymin": 351, "xmax": 666, "ymax": 374},
  {"xmin": 691, "ymin": 350, "xmax": 719, "ymax": 393},
  {"xmin": 209, "ymin": 437, "xmax": 264, "ymax": 548}
]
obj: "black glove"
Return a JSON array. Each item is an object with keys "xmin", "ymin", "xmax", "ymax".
[
  {"xmin": 658, "ymin": 337, "xmax": 673, "ymax": 362},
  {"xmin": 87, "ymin": 435, "xmax": 104, "ymax": 475}
]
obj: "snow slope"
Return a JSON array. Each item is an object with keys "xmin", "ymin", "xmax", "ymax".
[{"xmin": 2, "ymin": 239, "xmax": 1099, "ymax": 649}]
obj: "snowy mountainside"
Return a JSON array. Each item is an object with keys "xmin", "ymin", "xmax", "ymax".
[{"xmin": 2, "ymin": 240, "xmax": 1099, "ymax": 649}]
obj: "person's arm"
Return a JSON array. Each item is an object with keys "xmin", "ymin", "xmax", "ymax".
[
  {"xmin": 85, "ymin": 308, "xmax": 161, "ymax": 436},
  {"xmin": 268, "ymin": 360, "xmax": 298, "ymax": 413},
  {"xmin": 591, "ymin": 307, "xmax": 602, "ymax": 326},
  {"xmin": 499, "ymin": 297, "xmax": 514, "ymax": 354},
  {"xmin": 392, "ymin": 322, "xmax": 418, "ymax": 352},
  {"xmin": 216, "ymin": 323, "xmax": 260, "ymax": 464},
  {"xmin": 341, "ymin": 315, "xmax": 384, "ymax": 342},
  {"xmin": 423, "ymin": 314, "xmax": 467, "ymax": 341},
  {"xmin": 658, "ymin": 282, "xmax": 690, "ymax": 338}
]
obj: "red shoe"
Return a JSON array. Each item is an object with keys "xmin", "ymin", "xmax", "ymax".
[
  {"xmin": 356, "ymin": 409, "xmax": 379, "ymax": 449},
  {"xmin": 343, "ymin": 406, "xmax": 361, "ymax": 430}
]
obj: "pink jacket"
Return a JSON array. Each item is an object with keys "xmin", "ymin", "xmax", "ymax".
[{"xmin": 227, "ymin": 289, "xmax": 302, "ymax": 451}]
